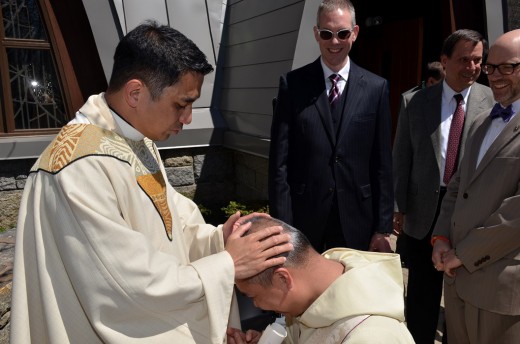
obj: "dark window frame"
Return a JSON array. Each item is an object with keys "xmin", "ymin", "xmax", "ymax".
[{"xmin": 0, "ymin": 0, "xmax": 83, "ymax": 136}]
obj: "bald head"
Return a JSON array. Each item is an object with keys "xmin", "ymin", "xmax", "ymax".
[
  {"xmin": 491, "ymin": 29, "xmax": 520, "ymax": 57},
  {"xmin": 494, "ymin": 29, "xmax": 520, "ymax": 46},
  {"xmin": 485, "ymin": 29, "xmax": 520, "ymax": 106}
]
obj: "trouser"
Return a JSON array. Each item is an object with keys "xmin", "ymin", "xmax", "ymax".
[
  {"xmin": 404, "ymin": 231, "xmax": 444, "ymax": 343},
  {"xmin": 322, "ymin": 202, "xmax": 347, "ymax": 253},
  {"xmin": 404, "ymin": 187, "xmax": 446, "ymax": 344},
  {"xmin": 444, "ymin": 281, "xmax": 520, "ymax": 344}
]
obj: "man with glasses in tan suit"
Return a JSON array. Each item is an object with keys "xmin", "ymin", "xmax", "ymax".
[{"xmin": 432, "ymin": 29, "xmax": 520, "ymax": 343}]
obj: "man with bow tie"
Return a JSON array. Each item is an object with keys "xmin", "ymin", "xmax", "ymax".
[{"xmin": 432, "ymin": 29, "xmax": 520, "ymax": 343}]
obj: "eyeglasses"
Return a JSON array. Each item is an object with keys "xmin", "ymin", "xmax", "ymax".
[
  {"xmin": 316, "ymin": 28, "xmax": 353, "ymax": 40},
  {"xmin": 482, "ymin": 62, "xmax": 520, "ymax": 75}
]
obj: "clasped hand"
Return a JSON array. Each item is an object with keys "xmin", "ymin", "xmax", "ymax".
[{"xmin": 431, "ymin": 240, "xmax": 462, "ymax": 277}]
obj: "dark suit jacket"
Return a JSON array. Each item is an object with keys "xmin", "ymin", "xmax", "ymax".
[
  {"xmin": 393, "ymin": 82, "xmax": 494, "ymax": 240},
  {"xmin": 268, "ymin": 57, "xmax": 393, "ymax": 250},
  {"xmin": 433, "ymin": 109, "xmax": 520, "ymax": 315}
]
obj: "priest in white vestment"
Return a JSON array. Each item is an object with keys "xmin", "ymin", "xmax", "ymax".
[{"xmin": 10, "ymin": 21, "xmax": 291, "ymax": 344}]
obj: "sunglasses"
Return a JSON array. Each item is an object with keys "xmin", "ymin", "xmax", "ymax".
[{"xmin": 316, "ymin": 28, "xmax": 353, "ymax": 40}]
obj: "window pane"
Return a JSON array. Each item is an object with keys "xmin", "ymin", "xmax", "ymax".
[
  {"xmin": 1, "ymin": 0, "xmax": 47, "ymax": 40},
  {"xmin": 7, "ymin": 48, "xmax": 67, "ymax": 130}
]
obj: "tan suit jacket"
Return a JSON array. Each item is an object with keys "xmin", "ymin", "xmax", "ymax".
[{"xmin": 433, "ymin": 108, "xmax": 520, "ymax": 315}]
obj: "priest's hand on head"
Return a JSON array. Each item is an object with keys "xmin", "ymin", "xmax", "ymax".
[
  {"xmin": 225, "ymin": 222, "xmax": 293, "ymax": 280},
  {"xmin": 222, "ymin": 211, "xmax": 272, "ymax": 244}
]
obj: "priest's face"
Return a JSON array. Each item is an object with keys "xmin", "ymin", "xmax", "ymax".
[{"xmin": 134, "ymin": 71, "xmax": 203, "ymax": 141}]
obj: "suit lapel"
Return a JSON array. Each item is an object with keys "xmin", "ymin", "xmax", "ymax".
[
  {"xmin": 464, "ymin": 113, "xmax": 489, "ymax": 184},
  {"xmin": 468, "ymin": 111, "xmax": 520, "ymax": 186},
  {"xmin": 461, "ymin": 85, "xmax": 493, "ymax": 159},
  {"xmin": 309, "ymin": 59, "xmax": 336, "ymax": 146},
  {"xmin": 424, "ymin": 84, "xmax": 443, "ymax": 171},
  {"xmin": 315, "ymin": 92, "xmax": 336, "ymax": 146},
  {"xmin": 335, "ymin": 62, "xmax": 362, "ymax": 145}
]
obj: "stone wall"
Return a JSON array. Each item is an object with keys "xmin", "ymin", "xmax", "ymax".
[{"xmin": 0, "ymin": 159, "xmax": 35, "ymax": 230}]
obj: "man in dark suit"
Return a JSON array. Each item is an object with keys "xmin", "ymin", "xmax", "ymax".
[
  {"xmin": 432, "ymin": 29, "xmax": 520, "ymax": 343},
  {"xmin": 268, "ymin": 0, "xmax": 393, "ymax": 253},
  {"xmin": 393, "ymin": 29, "xmax": 494, "ymax": 343},
  {"xmin": 395, "ymin": 61, "xmax": 445, "ymax": 268}
]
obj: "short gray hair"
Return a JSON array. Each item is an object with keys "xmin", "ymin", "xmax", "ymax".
[
  {"xmin": 317, "ymin": 0, "xmax": 356, "ymax": 28},
  {"xmin": 240, "ymin": 216, "xmax": 312, "ymax": 286}
]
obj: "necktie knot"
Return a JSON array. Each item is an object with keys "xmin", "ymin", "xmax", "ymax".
[
  {"xmin": 454, "ymin": 93, "xmax": 463, "ymax": 103},
  {"xmin": 489, "ymin": 103, "xmax": 514, "ymax": 122},
  {"xmin": 329, "ymin": 73, "xmax": 341, "ymax": 84}
]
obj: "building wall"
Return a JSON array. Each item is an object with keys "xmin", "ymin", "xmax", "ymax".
[{"xmin": 219, "ymin": 0, "xmax": 322, "ymax": 157}]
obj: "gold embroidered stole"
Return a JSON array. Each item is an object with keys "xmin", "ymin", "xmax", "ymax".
[{"xmin": 33, "ymin": 124, "xmax": 174, "ymax": 240}]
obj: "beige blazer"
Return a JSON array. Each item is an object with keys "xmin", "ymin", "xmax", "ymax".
[{"xmin": 433, "ymin": 108, "xmax": 520, "ymax": 315}]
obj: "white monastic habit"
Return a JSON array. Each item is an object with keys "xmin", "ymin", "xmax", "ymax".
[{"xmin": 285, "ymin": 249, "xmax": 414, "ymax": 343}]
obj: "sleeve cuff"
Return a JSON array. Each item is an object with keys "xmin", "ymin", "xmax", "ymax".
[{"xmin": 431, "ymin": 235, "xmax": 450, "ymax": 246}]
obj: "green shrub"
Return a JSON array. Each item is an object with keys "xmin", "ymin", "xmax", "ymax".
[
  {"xmin": 221, "ymin": 200, "xmax": 269, "ymax": 217},
  {"xmin": 198, "ymin": 200, "xmax": 269, "ymax": 226}
]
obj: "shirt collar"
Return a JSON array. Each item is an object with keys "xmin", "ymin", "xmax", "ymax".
[
  {"xmin": 321, "ymin": 57, "xmax": 350, "ymax": 82},
  {"xmin": 442, "ymin": 81, "xmax": 471, "ymax": 105},
  {"xmin": 103, "ymin": 94, "xmax": 145, "ymax": 141}
]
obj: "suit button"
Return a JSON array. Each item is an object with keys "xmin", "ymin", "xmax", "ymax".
[
  {"xmin": 463, "ymin": 193, "xmax": 468, "ymax": 199},
  {"xmin": 335, "ymin": 156, "xmax": 340, "ymax": 162}
]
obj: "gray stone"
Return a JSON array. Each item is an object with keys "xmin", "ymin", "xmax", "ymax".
[
  {"xmin": 15, "ymin": 175, "xmax": 27, "ymax": 189},
  {"xmin": 174, "ymin": 185, "xmax": 196, "ymax": 199},
  {"xmin": 194, "ymin": 151, "xmax": 233, "ymax": 182},
  {"xmin": 165, "ymin": 166, "xmax": 195, "ymax": 186},
  {"xmin": 0, "ymin": 178, "xmax": 15, "ymax": 191},
  {"xmin": 0, "ymin": 192, "xmax": 22, "ymax": 229},
  {"xmin": 163, "ymin": 156, "xmax": 193, "ymax": 167}
]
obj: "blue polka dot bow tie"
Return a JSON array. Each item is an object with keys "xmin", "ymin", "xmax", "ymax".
[{"xmin": 489, "ymin": 103, "xmax": 514, "ymax": 122}]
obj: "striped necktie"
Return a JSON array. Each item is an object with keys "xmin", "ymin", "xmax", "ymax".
[{"xmin": 328, "ymin": 74, "xmax": 341, "ymax": 109}]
